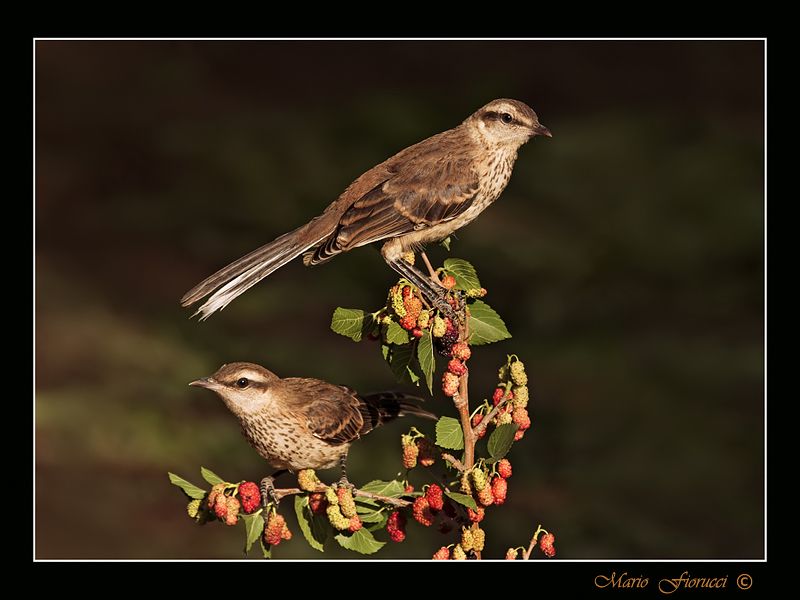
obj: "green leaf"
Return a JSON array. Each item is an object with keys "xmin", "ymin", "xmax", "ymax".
[
  {"xmin": 294, "ymin": 496, "xmax": 325, "ymax": 552},
  {"xmin": 444, "ymin": 491, "xmax": 478, "ymax": 510},
  {"xmin": 331, "ymin": 308, "xmax": 371, "ymax": 342},
  {"xmin": 200, "ymin": 466, "xmax": 224, "ymax": 486},
  {"xmin": 443, "ymin": 258, "xmax": 481, "ymax": 292},
  {"xmin": 468, "ymin": 300, "xmax": 512, "ymax": 346},
  {"xmin": 385, "ymin": 321, "xmax": 410, "ymax": 345},
  {"xmin": 435, "ymin": 416, "xmax": 464, "ymax": 450},
  {"xmin": 488, "ymin": 423, "xmax": 519, "ymax": 460},
  {"xmin": 355, "ymin": 507, "xmax": 388, "ymax": 524},
  {"xmin": 416, "ymin": 330, "xmax": 435, "ymax": 394},
  {"xmin": 242, "ymin": 513, "xmax": 264, "ymax": 555},
  {"xmin": 335, "ymin": 528, "xmax": 385, "ymax": 555},
  {"xmin": 440, "ymin": 236, "xmax": 451, "ymax": 251},
  {"xmin": 359, "ymin": 479, "xmax": 406, "ymax": 497},
  {"xmin": 387, "ymin": 344, "xmax": 421, "ymax": 385},
  {"xmin": 168, "ymin": 472, "xmax": 206, "ymax": 499},
  {"xmin": 381, "ymin": 343, "xmax": 390, "ymax": 362}
]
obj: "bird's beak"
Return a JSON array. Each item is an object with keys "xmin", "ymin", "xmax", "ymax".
[
  {"xmin": 189, "ymin": 377, "xmax": 219, "ymax": 389},
  {"xmin": 532, "ymin": 124, "xmax": 552, "ymax": 138}
]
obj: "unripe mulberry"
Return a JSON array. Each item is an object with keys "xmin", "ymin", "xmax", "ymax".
[
  {"xmin": 492, "ymin": 387, "xmax": 506, "ymax": 406},
  {"xmin": 442, "ymin": 274, "xmax": 457, "ymax": 290},
  {"xmin": 336, "ymin": 487, "xmax": 358, "ymax": 518},
  {"xmin": 498, "ymin": 364, "xmax": 509, "ymax": 382},
  {"xmin": 451, "ymin": 342, "xmax": 471, "ymax": 361},
  {"xmin": 470, "ymin": 468, "xmax": 488, "ymax": 491},
  {"xmin": 297, "ymin": 469, "xmax": 321, "ymax": 492},
  {"xmin": 467, "ymin": 507, "xmax": 485, "ymax": 523},
  {"xmin": 417, "ymin": 437, "xmax": 436, "ymax": 467},
  {"xmin": 471, "ymin": 413, "xmax": 487, "ymax": 439},
  {"xmin": 308, "ymin": 492, "xmax": 327, "ymax": 515},
  {"xmin": 401, "ymin": 434, "xmax": 419, "ymax": 469},
  {"xmin": 348, "ymin": 515, "xmax": 363, "ymax": 533},
  {"xmin": 505, "ymin": 548, "xmax": 519, "ymax": 560},
  {"xmin": 512, "ymin": 385, "xmax": 529, "ymax": 408},
  {"xmin": 431, "ymin": 315, "xmax": 447, "ymax": 338},
  {"xmin": 404, "ymin": 484, "xmax": 414, "ymax": 494},
  {"xmin": 510, "ymin": 360, "xmax": 528, "ymax": 386},
  {"xmin": 213, "ymin": 495, "xmax": 229, "ymax": 519},
  {"xmin": 417, "ymin": 310, "xmax": 430, "ymax": 329},
  {"xmin": 442, "ymin": 371, "xmax": 460, "ymax": 396},
  {"xmin": 404, "ymin": 296, "xmax": 423, "ymax": 319},
  {"xmin": 466, "ymin": 287, "xmax": 487, "ymax": 298},
  {"xmin": 460, "ymin": 527, "xmax": 474, "ymax": 551},
  {"xmin": 237, "ymin": 481, "xmax": 261, "ymax": 514},
  {"xmin": 497, "ymin": 411, "xmax": 513, "ymax": 426},
  {"xmin": 386, "ymin": 510, "xmax": 406, "ymax": 543},
  {"xmin": 399, "ymin": 315, "xmax": 417, "ymax": 331},
  {"xmin": 452, "ymin": 544, "xmax": 467, "ymax": 560},
  {"xmin": 207, "ymin": 483, "xmax": 226, "ymax": 509},
  {"xmin": 472, "ymin": 527, "xmax": 486, "ymax": 552},
  {"xmin": 223, "ymin": 496, "xmax": 240, "ymax": 526},
  {"xmin": 540, "ymin": 532, "xmax": 556, "ymax": 558},
  {"xmin": 491, "ymin": 476, "xmax": 508, "ymax": 505},
  {"xmin": 326, "ymin": 504, "xmax": 351, "ymax": 531},
  {"xmin": 477, "ymin": 485, "xmax": 495, "ymax": 507},
  {"xmin": 186, "ymin": 499, "xmax": 201, "ymax": 519},
  {"xmin": 425, "ymin": 484, "xmax": 444, "ymax": 511},
  {"xmin": 512, "ymin": 407, "xmax": 531, "ymax": 431},
  {"xmin": 325, "ymin": 486, "xmax": 339, "ymax": 506},
  {"xmin": 390, "ymin": 286, "xmax": 406, "ymax": 317},
  {"xmin": 432, "ymin": 546, "xmax": 450, "ymax": 560},
  {"xmin": 412, "ymin": 497, "xmax": 435, "ymax": 527},
  {"xmin": 264, "ymin": 513, "xmax": 287, "ymax": 546},
  {"xmin": 447, "ymin": 358, "xmax": 467, "ymax": 376}
]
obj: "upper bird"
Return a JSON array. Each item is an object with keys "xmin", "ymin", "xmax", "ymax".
[{"xmin": 181, "ymin": 98, "xmax": 551, "ymax": 320}]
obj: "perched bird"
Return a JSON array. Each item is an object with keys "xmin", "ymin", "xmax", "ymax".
[
  {"xmin": 190, "ymin": 362, "xmax": 435, "ymax": 502},
  {"xmin": 182, "ymin": 98, "xmax": 551, "ymax": 319}
]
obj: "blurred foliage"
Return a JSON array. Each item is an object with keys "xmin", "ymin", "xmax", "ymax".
[{"xmin": 35, "ymin": 41, "xmax": 763, "ymax": 558}]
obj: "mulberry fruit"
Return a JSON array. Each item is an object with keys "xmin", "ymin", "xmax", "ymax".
[
  {"xmin": 450, "ymin": 342, "xmax": 471, "ymax": 361},
  {"xmin": 412, "ymin": 497, "xmax": 435, "ymax": 527},
  {"xmin": 472, "ymin": 527, "xmax": 485, "ymax": 552},
  {"xmin": 452, "ymin": 544, "xmax": 467, "ymax": 560},
  {"xmin": 442, "ymin": 274, "xmax": 457, "ymax": 290},
  {"xmin": 386, "ymin": 510, "xmax": 407, "ymax": 543},
  {"xmin": 224, "ymin": 496, "xmax": 240, "ymax": 526},
  {"xmin": 308, "ymin": 492, "xmax": 327, "ymax": 515},
  {"xmin": 512, "ymin": 385, "xmax": 529, "ymax": 408},
  {"xmin": 425, "ymin": 484, "xmax": 444, "ymax": 511},
  {"xmin": 491, "ymin": 476, "xmax": 508, "ymax": 505},
  {"xmin": 336, "ymin": 486, "xmax": 358, "ymax": 518},
  {"xmin": 186, "ymin": 499, "xmax": 201, "ymax": 519},
  {"xmin": 470, "ymin": 468, "xmax": 488, "ymax": 491},
  {"xmin": 477, "ymin": 486, "xmax": 495, "ymax": 507},
  {"xmin": 297, "ymin": 469, "xmax": 321, "ymax": 492},
  {"xmin": 505, "ymin": 548, "xmax": 518, "ymax": 560},
  {"xmin": 460, "ymin": 527, "xmax": 474, "ymax": 551},
  {"xmin": 326, "ymin": 504, "xmax": 351, "ymax": 531},
  {"xmin": 442, "ymin": 371, "xmax": 460, "ymax": 397},
  {"xmin": 237, "ymin": 481, "xmax": 261, "ymax": 514},
  {"xmin": 497, "ymin": 459, "xmax": 512, "ymax": 479},
  {"xmin": 431, "ymin": 315, "xmax": 447, "ymax": 338},
  {"xmin": 467, "ymin": 507, "xmax": 485, "ymax": 523},
  {"xmin": 447, "ymin": 358, "xmax": 467, "ymax": 376},
  {"xmin": 402, "ymin": 434, "xmax": 419, "ymax": 469},
  {"xmin": 512, "ymin": 407, "xmax": 531, "ymax": 431},
  {"xmin": 432, "ymin": 546, "xmax": 450, "ymax": 560},
  {"xmin": 417, "ymin": 310, "xmax": 431, "ymax": 329},
  {"xmin": 510, "ymin": 360, "xmax": 528, "ymax": 386},
  {"xmin": 264, "ymin": 513, "xmax": 287, "ymax": 546}
]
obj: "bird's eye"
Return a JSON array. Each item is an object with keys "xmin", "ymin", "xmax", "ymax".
[
  {"xmin": 236, "ymin": 377, "xmax": 250, "ymax": 388},
  {"xmin": 500, "ymin": 113, "xmax": 514, "ymax": 124}
]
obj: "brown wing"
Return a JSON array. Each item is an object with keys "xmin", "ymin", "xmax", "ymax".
[
  {"xmin": 281, "ymin": 379, "xmax": 377, "ymax": 446},
  {"xmin": 305, "ymin": 129, "xmax": 480, "ymax": 264}
]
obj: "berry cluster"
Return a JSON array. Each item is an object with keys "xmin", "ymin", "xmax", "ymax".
[
  {"xmin": 324, "ymin": 485, "xmax": 363, "ymax": 533},
  {"xmin": 401, "ymin": 431, "xmax": 438, "ymax": 469},
  {"xmin": 470, "ymin": 355, "xmax": 533, "ymax": 445},
  {"xmin": 198, "ymin": 480, "xmax": 263, "ymax": 527},
  {"xmin": 264, "ymin": 512, "xmax": 292, "ymax": 546}
]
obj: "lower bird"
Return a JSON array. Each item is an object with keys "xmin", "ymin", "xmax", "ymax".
[{"xmin": 190, "ymin": 362, "xmax": 435, "ymax": 503}]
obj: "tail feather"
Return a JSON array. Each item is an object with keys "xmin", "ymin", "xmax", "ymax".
[
  {"xmin": 361, "ymin": 391, "xmax": 437, "ymax": 426},
  {"xmin": 181, "ymin": 221, "xmax": 333, "ymax": 320}
]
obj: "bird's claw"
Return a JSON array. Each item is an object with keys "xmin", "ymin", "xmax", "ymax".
[
  {"xmin": 336, "ymin": 475, "xmax": 356, "ymax": 492},
  {"xmin": 260, "ymin": 476, "xmax": 280, "ymax": 507}
]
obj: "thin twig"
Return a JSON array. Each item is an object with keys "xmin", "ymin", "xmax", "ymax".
[
  {"xmin": 272, "ymin": 486, "xmax": 412, "ymax": 508},
  {"xmin": 442, "ymin": 453, "xmax": 466, "ymax": 472},
  {"xmin": 473, "ymin": 397, "xmax": 510, "ymax": 438},
  {"xmin": 522, "ymin": 525, "xmax": 545, "ymax": 560}
]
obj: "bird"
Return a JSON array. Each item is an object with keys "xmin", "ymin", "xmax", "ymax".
[
  {"xmin": 189, "ymin": 361, "xmax": 435, "ymax": 503},
  {"xmin": 181, "ymin": 98, "xmax": 551, "ymax": 320}
]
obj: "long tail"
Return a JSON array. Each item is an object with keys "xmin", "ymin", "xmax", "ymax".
[
  {"xmin": 361, "ymin": 391, "xmax": 437, "ymax": 429},
  {"xmin": 181, "ymin": 219, "xmax": 333, "ymax": 320}
]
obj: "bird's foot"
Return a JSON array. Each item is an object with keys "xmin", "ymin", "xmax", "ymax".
[
  {"xmin": 336, "ymin": 475, "xmax": 356, "ymax": 492},
  {"xmin": 260, "ymin": 475, "xmax": 280, "ymax": 507}
]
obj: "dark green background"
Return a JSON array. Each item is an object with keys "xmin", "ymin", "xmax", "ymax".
[{"xmin": 35, "ymin": 40, "xmax": 764, "ymax": 559}]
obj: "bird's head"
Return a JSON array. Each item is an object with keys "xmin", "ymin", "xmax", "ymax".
[
  {"xmin": 190, "ymin": 362, "xmax": 279, "ymax": 417},
  {"xmin": 465, "ymin": 98, "xmax": 551, "ymax": 148}
]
